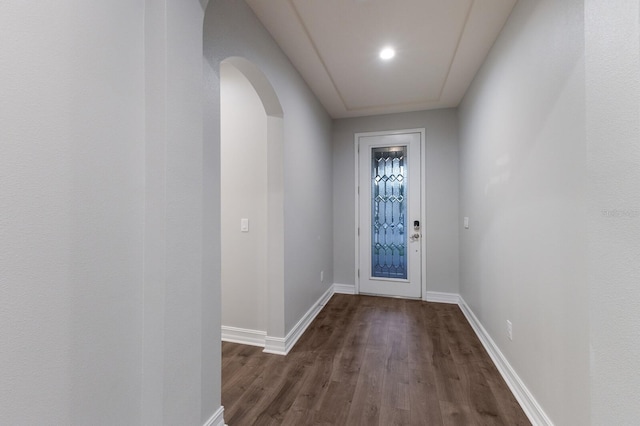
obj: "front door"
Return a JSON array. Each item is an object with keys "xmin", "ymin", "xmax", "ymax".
[{"xmin": 357, "ymin": 130, "xmax": 423, "ymax": 298}]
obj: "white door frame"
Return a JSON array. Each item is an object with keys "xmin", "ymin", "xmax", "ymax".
[{"xmin": 354, "ymin": 128, "xmax": 427, "ymax": 300}]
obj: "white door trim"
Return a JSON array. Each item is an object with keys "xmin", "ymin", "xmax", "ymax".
[{"xmin": 354, "ymin": 128, "xmax": 427, "ymax": 300}]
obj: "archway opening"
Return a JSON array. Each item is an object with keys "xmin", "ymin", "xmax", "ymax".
[{"xmin": 220, "ymin": 57, "xmax": 285, "ymax": 348}]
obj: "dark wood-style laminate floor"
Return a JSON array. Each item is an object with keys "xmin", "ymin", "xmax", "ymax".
[{"xmin": 222, "ymin": 294, "xmax": 530, "ymax": 426}]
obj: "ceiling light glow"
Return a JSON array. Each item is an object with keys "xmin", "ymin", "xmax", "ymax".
[{"xmin": 379, "ymin": 47, "xmax": 395, "ymax": 60}]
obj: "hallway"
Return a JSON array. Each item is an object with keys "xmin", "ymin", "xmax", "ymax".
[{"xmin": 3, "ymin": 1, "xmax": 639, "ymax": 424}]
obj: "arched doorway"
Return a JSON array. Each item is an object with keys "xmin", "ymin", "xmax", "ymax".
[{"xmin": 219, "ymin": 57, "xmax": 285, "ymax": 350}]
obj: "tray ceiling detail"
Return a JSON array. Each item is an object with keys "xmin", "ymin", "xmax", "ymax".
[{"xmin": 247, "ymin": 0, "xmax": 516, "ymax": 118}]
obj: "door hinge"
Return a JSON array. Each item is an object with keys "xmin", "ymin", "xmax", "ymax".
[
  {"xmin": 357, "ymin": 227, "xmax": 360, "ymax": 236},
  {"xmin": 357, "ymin": 269, "xmax": 360, "ymax": 278}
]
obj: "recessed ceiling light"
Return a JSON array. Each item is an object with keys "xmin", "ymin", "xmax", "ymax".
[{"xmin": 379, "ymin": 47, "xmax": 395, "ymax": 61}]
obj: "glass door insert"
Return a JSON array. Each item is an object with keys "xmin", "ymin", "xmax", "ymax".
[{"xmin": 371, "ymin": 146, "xmax": 407, "ymax": 280}]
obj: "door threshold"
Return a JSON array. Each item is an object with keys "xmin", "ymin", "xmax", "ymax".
[{"xmin": 357, "ymin": 292, "xmax": 422, "ymax": 301}]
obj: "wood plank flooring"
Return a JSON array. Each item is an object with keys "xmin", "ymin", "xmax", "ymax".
[{"xmin": 222, "ymin": 294, "xmax": 530, "ymax": 426}]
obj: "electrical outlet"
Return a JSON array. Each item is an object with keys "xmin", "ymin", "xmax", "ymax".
[
  {"xmin": 320, "ymin": 270, "xmax": 324, "ymax": 283},
  {"xmin": 507, "ymin": 320, "xmax": 513, "ymax": 341}
]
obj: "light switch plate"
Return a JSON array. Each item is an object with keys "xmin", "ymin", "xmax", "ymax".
[
  {"xmin": 241, "ymin": 218, "xmax": 249, "ymax": 232},
  {"xmin": 464, "ymin": 217, "xmax": 469, "ymax": 229}
]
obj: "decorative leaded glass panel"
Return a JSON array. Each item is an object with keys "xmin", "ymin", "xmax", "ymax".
[{"xmin": 371, "ymin": 146, "xmax": 407, "ymax": 279}]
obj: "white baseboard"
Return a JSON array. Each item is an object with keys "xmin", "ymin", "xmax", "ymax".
[
  {"xmin": 263, "ymin": 285, "xmax": 334, "ymax": 356},
  {"xmin": 333, "ymin": 283, "xmax": 356, "ymax": 294},
  {"xmin": 203, "ymin": 406, "xmax": 225, "ymax": 426},
  {"xmin": 317, "ymin": 284, "xmax": 334, "ymax": 307},
  {"xmin": 263, "ymin": 335, "xmax": 286, "ymax": 355},
  {"xmin": 425, "ymin": 291, "xmax": 460, "ymax": 304},
  {"xmin": 221, "ymin": 326, "xmax": 266, "ymax": 348},
  {"xmin": 224, "ymin": 286, "xmax": 335, "ymax": 356},
  {"xmin": 458, "ymin": 296, "xmax": 553, "ymax": 426}
]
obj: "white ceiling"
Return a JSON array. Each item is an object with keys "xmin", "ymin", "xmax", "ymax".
[{"xmin": 246, "ymin": 0, "xmax": 516, "ymax": 119}]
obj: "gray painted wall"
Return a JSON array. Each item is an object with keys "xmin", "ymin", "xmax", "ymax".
[
  {"xmin": 458, "ymin": 0, "xmax": 589, "ymax": 424},
  {"xmin": 1, "ymin": 1, "xmax": 215, "ymax": 425},
  {"xmin": 585, "ymin": 0, "xmax": 640, "ymax": 423},
  {"xmin": 1, "ymin": 2, "xmax": 145, "ymax": 423},
  {"xmin": 333, "ymin": 110, "xmax": 460, "ymax": 295},
  {"xmin": 204, "ymin": 0, "xmax": 334, "ymax": 337}
]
